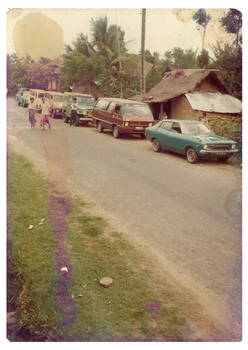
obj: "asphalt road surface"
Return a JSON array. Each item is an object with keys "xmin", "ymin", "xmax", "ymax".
[{"xmin": 7, "ymin": 98, "xmax": 242, "ymax": 339}]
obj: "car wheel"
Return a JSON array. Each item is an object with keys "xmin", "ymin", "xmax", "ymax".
[
  {"xmin": 186, "ymin": 147, "xmax": 199, "ymax": 163},
  {"xmin": 113, "ymin": 126, "xmax": 119, "ymax": 138},
  {"xmin": 152, "ymin": 138, "xmax": 161, "ymax": 152},
  {"xmin": 97, "ymin": 122, "xmax": 103, "ymax": 132}
]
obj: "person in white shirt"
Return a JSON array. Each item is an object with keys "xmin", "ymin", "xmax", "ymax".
[{"xmin": 27, "ymin": 97, "xmax": 37, "ymax": 128}]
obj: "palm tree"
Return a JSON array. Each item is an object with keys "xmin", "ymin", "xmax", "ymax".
[
  {"xmin": 90, "ymin": 16, "xmax": 126, "ymax": 67},
  {"xmin": 90, "ymin": 16, "xmax": 128, "ymax": 97}
]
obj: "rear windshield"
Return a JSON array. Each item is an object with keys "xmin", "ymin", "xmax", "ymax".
[{"xmin": 121, "ymin": 103, "xmax": 153, "ymax": 117}]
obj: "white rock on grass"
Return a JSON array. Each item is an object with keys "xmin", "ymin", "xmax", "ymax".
[{"xmin": 99, "ymin": 277, "xmax": 113, "ymax": 288}]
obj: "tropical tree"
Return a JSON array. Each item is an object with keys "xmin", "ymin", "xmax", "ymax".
[
  {"xmin": 207, "ymin": 9, "xmax": 242, "ymax": 100},
  {"xmin": 220, "ymin": 9, "xmax": 242, "ymax": 48},
  {"xmin": 39, "ymin": 57, "xmax": 51, "ymax": 65},
  {"xmin": 197, "ymin": 49, "xmax": 210, "ymax": 68},
  {"xmin": 7, "ymin": 54, "xmax": 27, "ymax": 95},
  {"xmin": 71, "ymin": 33, "xmax": 96, "ymax": 58},
  {"xmin": 90, "ymin": 16, "xmax": 126, "ymax": 67},
  {"xmin": 209, "ymin": 42, "xmax": 242, "ymax": 100},
  {"xmin": 163, "ymin": 47, "xmax": 198, "ymax": 68},
  {"xmin": 193, "ymin": 9, "xmax": 211, "ymax": 50}
]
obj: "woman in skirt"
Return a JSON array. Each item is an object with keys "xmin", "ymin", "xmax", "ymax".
[{"xmin": 27, "ymin": 96, "xmax": 37, "ymax": 128}]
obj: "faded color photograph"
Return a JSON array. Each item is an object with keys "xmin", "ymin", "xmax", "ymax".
[{"xmin": 6, "ymin": 7, "xmax": 242, "ymax": 342}]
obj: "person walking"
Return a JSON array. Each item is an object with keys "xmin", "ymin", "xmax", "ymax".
[
  {"xmin": 27, "ymin": 96, "xmax": 37, "ymax": 128},
  {"xmin": 40, "ymin": 96, "xmax": 51, "ymax": 130},
  {"xmin": 69, "ymin": 98, "xmax": 78, "ymax": 126}
]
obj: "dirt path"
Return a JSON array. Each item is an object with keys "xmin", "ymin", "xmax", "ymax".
[{"xmin": 38, "ymin": 128, "xmax": 78, "ymax": 327}]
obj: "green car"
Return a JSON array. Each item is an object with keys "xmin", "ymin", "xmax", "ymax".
[
  {"xmin": 19, "ymin": 90, "xmax": 30, "ymax": 107},
  {"xmin": 75, "ymin": 94, "xmax": 96, "ymax": 126},
  {"xmin": 63, "ymin": 92, "xmax": 95, "ymax": 126},
  {"xmin": 145, "ymin": 119, "xmax": 238, "ymax": 163},
  {"xmin": 16, "ymin": 88, "xmax": 28, "ymax": 106}
]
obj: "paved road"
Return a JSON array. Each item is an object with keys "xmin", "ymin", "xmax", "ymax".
[{"xmin": 7, "ymin": 98, "xmax": 242, "ymax": 338}]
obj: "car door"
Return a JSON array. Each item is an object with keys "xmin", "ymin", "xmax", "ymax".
[
  {"xmin": 155, "ymin": 121, "xmax": 173, "ymax": 150},
  {"xmin": 165, "ymin": 122, "xmax": 185, "ymax": 154}
]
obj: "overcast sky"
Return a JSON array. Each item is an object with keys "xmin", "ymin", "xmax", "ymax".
[{"xmin": 7, "ymin": 6, "xmax": 237, "ymax": 61}]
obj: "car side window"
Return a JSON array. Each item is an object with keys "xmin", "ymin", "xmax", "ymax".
[
  {"xmin": 107, "ymin": 102, "xmax": 116, "ymax": 113},
  {"xmin": 95, "ymin": 99, "xmax": 109, "ymax": 110},
  {"xmin": 115, "ymin": 105, "xmax": 121, "ymax": 114},
  {"xmin": 161, "ymin": 121, "xmax": 173, "ymax": 131},
  {"xmin": 171, "ymin": 122, "xmax": 182, "ymax": 134}
]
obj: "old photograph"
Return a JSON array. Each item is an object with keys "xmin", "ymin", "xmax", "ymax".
[{"xmin": 5, "ymin": 4, "xmax": 243, "ymax": 343}]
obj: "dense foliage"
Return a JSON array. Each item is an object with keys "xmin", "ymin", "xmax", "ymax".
[{"xmin": 7, "ymin": 10, "xmax": 242, "ymax": 100}]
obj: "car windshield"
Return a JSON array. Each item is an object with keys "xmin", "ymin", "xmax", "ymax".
[
  {"xmin": 122, "ymin": 104, "xmax": 153, "ymax": 117},
  {"xmin": 181, "ymin": 123, "xmax": 211, "ymax": 135},
  {"xmin": 77, "ymin": 96, "xmax": 95, "ymax": 105},
  {"xmin": 54, "ymin": 95, "xmax": 64, "ymax": 102}
]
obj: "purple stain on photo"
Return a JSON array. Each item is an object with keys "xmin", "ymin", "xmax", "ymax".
[{"xmin": 146, "ymin": 301, "xmax": 162, "ymax": 313}]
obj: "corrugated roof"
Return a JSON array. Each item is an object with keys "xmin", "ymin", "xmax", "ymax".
[
  {"xmin": 185, "ymin": 92, "xmax": 242, "ymax": 113},
  {"xmin": 131, "ymin": 69, "xmax": 228, "ymax": 103}
]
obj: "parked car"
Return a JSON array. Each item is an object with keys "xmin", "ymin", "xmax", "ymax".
[
  {"xmin": 145, "ymin": 119, "xmax": 238, "ymax": 163},
  {"xmin": 16, "ymin": 88, "xmax": 29, "ymax": 106},
  {"xmin": 63, "ymin": 92, "xmax": 95, "ymax": 125},
  {"xmin": 45, "ymin": 91, "xmax": 64, "ymax": 118},
  {"xmin": 92, "ymin": 97, "xmax": 154, "ymax": 138},
  {"xmin": 19, "ymin": 90, "xmax": 30, "ymax": 107}
]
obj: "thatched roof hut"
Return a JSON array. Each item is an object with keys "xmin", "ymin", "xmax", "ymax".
[{"xmin": 131, "ymin": 69, "xmax": 241, "ymax": 121}]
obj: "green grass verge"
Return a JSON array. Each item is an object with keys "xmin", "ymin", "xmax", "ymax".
[
  {"xmin": 7, "ymin": 152, "xmax": 61, "ymax": 337},
  {"xmin": 64, "ymin": 200, "xmax": 196, "ymax": 341},
  {"xmin": 8, "ymin": 151, "xmax": 201, "ymax": 341}
]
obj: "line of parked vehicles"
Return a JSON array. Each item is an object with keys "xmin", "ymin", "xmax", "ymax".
[{"xmin": 15, "ymin": 87, "xmax": 238, "ymax": 164}]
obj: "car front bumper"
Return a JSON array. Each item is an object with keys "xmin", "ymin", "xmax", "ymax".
[
  {"xmin": 199, "ymin": 149, "xmax": 238, "ymax": 158},
  {"xmin": 78, "ymin": 116, "xmax": 92, "ymax": 122}
]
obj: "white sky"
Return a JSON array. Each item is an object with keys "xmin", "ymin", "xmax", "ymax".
[{"xmin": 6, "ymin": 6, "xmax": 237, "ymax": 60}]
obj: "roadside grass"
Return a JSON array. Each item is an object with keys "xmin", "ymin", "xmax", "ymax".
[
  {"xmin": 8, "ymin": 151, "xmax": 205, "ymax": 341},
  {"xmin": 64, "ymin": 201, "xmax": 198, "ymax": 341},
  {"xmin": 7, "ymin": 152, "xmax": 61, "ymax": 338}
]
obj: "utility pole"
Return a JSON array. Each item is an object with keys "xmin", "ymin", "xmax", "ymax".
[
  {"xmin": 116, "ymin": 27, "xmax": 123, "ymax": 98},
  {"xmin": 140, "ymin": 8, "xmax": 146, "ymax": 94}
]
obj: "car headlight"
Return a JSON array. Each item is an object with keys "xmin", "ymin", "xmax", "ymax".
[
  {"xmin": 203, "ymin": 144, "xmax": 209, "ymax": 150},
  {"xmin": 231, "ymin": 143, "xmax": 236, "ymax": 149},
  {"xmin": 124, "ymin": 121, "xmax": 129, "ymax": 126},
  {"xmin": 148, "ymin": 122, "xmax": 153, "ymax": 127}
]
